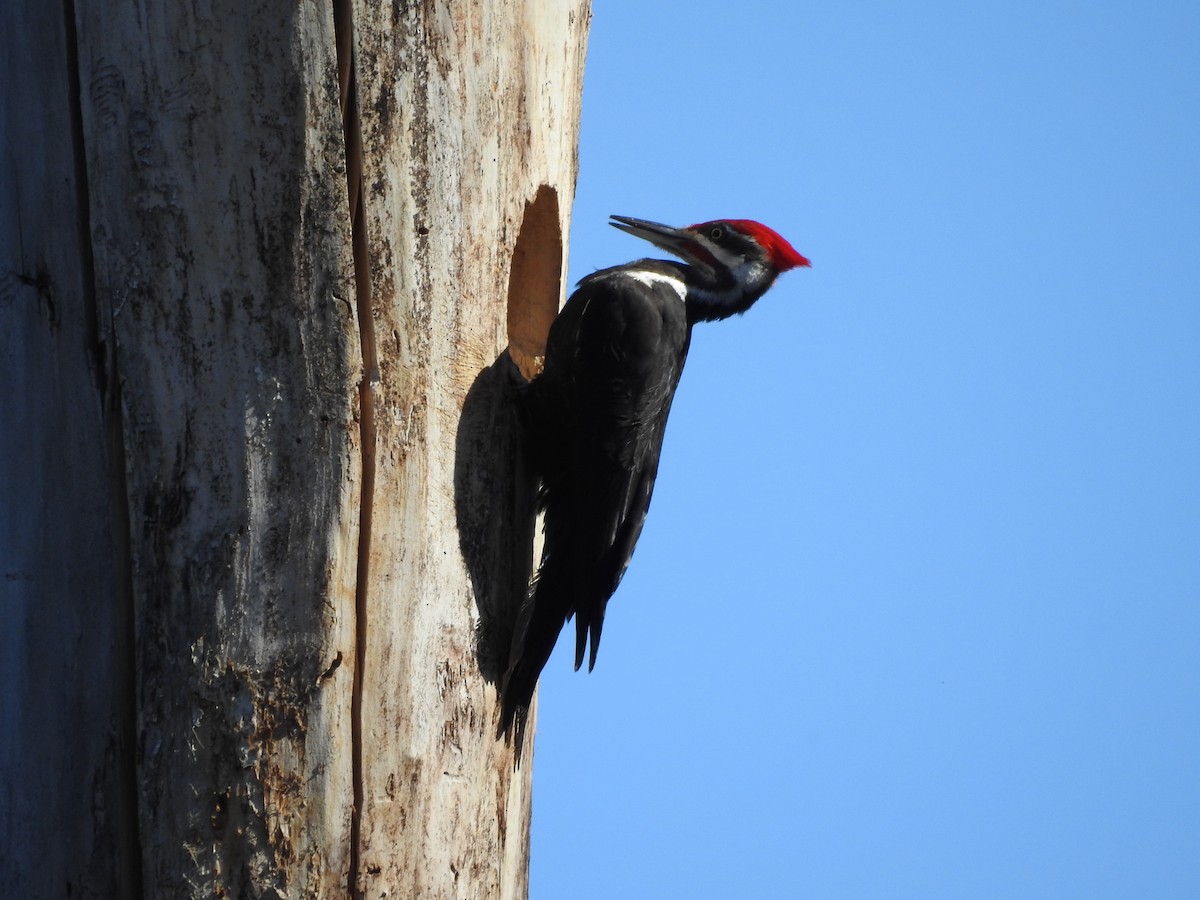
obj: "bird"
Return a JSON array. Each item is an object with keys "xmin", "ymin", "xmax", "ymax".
[{"xmin": 501, "ymin": 215, "xmax": 810, "ymax": 734}]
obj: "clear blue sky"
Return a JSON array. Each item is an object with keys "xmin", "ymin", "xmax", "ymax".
[{"xmin": 530, "ymin": 2, "xmax": 1200, "ymax": 897}]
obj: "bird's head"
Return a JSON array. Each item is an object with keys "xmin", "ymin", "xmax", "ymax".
[{"xmin": 610, "ymin": 215, "xmax": 809, "ymax": 320}]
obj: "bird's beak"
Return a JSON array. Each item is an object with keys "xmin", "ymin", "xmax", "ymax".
[{"xmin": 609, "ymin": 215, "xmax": 697, "ymax": 259}]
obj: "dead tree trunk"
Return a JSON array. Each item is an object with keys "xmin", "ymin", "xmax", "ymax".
[{"xmin": 0, "ymin": 2, "xmax": 590, "ymax": 897}]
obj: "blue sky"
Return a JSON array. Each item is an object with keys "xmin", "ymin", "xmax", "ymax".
[{"xmin": 529, "ymin": 2, "xmax": 1200, "ymax": 897}]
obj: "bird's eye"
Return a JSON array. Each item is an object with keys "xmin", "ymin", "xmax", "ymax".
[{"xmin": 709, "ymin": 227, "xmax": 723, "ymax": 241}]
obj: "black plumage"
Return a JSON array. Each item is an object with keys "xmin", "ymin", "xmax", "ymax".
[{"xmin": 501, "ymin": 216, "xmax": 809, "ymax": 734}]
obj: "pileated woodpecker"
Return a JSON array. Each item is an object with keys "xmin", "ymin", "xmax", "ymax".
[{"xmin": 502, "ymin": 215, "xmax": 809, "ymax": 731}]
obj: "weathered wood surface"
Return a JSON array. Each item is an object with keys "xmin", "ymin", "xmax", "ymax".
[
  {"xmin": 72, "ymin": 2, "xmax": 363, "ymax": 896},
  {"xmin": 1, "ymin": 0, "xmax": 590, "ymax": 897},
  {"xmin": 349, "ymin": 3, "xmax": 589, "ymax": 897}
]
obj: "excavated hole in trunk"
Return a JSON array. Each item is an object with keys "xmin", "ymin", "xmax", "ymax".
[{"xmin": 506, "ymin": 185, "xmax": 563, "ymax": 380}]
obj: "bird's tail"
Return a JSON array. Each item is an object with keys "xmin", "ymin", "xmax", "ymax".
[{"xmin": 573, "ymin": 600, "xmax": 605, "ymax": 673}]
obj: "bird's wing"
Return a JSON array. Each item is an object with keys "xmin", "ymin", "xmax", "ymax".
[
  {"xmin": 502, "ymin": 270, "xmax": 689, "ymax": 727},
  {"xmin": 552, "ymin": 271, "xmax": 690, "ymax": 667}
]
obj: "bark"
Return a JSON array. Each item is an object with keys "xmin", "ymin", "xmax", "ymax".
[{"xmin": 0, "ymin": 1, "xmax": 590, "ymax": 897}]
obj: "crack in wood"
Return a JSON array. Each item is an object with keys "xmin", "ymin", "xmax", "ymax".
[{"xmin": 333, "ymin": 0, "xmax": 376, "ymax": 896}]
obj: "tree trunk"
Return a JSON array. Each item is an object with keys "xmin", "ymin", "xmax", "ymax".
[
  {"xmin": 1, "ymin": 3, "xmax": 141, "ymax": 896},
  {"xmin": 0, "ymin": 1, "xmax": 589, "ymax": 897}
]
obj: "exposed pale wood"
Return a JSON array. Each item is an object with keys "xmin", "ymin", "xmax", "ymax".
[{"xmin": 349, "ymin": 3, "xmax": 590, "ymax": 897}]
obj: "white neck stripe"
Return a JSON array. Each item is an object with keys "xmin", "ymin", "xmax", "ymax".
[{"xmin": 623, "ymin": 270, "xmax": 687, "ymax": 303}]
